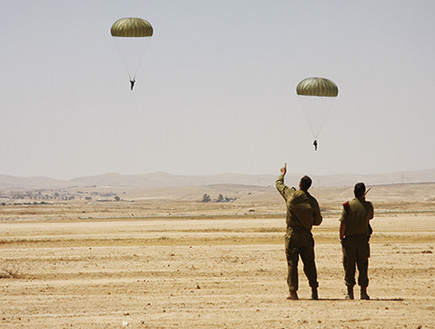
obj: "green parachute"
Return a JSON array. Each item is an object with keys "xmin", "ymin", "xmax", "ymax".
[
  {"xmin": 296, "ymin": 77, "xmax": 339, "ymax": 97},
  {"xmin": 111, "ymin": 17, "xmax": 153, "ymax": 37},
  {"xmin": 296, "ymin": 77, "xmax": 339, "ymax": 150},
  {"xmin": 111, "ymin": 17, "xmax": 154, "ymax": 90}
]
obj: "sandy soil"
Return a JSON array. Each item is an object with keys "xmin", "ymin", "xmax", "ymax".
[{"xmin": 0, "ymin": 188, "xmax": 434, "ymax": 328}]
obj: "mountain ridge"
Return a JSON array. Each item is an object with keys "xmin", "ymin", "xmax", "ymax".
[{"xmin": 1, "ymin": 169, "xmax": 434, "ymax": 190}]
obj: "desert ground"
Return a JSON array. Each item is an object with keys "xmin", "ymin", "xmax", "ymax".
[{"xmin": 0, "ymin": 183, "xmax": 434, "ymax": 328}]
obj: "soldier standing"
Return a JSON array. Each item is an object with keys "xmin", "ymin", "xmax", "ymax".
[
  {"xmin": 339, "ymin": 182, "xmax": 374, "ymax": 299},
  {"xmin": 276, "ymin": 163, "xmax": 323, "ymax": 300}
]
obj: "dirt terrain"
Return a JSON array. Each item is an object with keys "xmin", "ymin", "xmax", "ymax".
[{"xmin": 0, "ymin": 184, "xmax": 434, "ymax": 328}]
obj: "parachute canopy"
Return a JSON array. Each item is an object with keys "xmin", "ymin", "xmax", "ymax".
[
  {"xmin": 111, "ymin": 17, "xmax": 153, "ymax": 37},
  {"xmin": 296, "ymin": 77, "xmax": 339, "ymax": 97}
]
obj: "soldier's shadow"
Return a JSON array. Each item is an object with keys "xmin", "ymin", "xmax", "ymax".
[{"xmin": 308, "ymin": 298, "xmax": 405, "ymax": 301}]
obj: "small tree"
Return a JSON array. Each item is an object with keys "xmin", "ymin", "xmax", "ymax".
[
  {"xmin": 202, "ymin": 193, "xmax": 211, "ymax": 202},
  {"xmin": 217, "ymin": 194, "xmax": 224, "ymax": 202}
]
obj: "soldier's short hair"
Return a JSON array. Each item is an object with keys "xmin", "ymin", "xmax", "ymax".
[
  {"xmin": 354, "ymin": 182, "xmax": 366, "ymax": 197},
  {"xmin": 300, "ymin": 175, "xmax": 312, "ymax": 191}
]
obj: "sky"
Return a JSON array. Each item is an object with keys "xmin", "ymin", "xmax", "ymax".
[{"xmin": 1, "ymin": 0, "xmax": 434, "ymax": 180}]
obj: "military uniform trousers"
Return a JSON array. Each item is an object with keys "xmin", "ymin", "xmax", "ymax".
[
  {"xmin": 342, "ymin": 235, "xmax": 370, "ymax": 287},
  {"xmin": 285, "ymin": 230, "xmax": 319, "ymax": 291}
]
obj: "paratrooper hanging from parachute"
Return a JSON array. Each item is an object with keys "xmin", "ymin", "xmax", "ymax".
[
  {"xmin": 110, "ymin": 17, "xmax": 154, "ymax": 91},
  {"xmin": 296, "ymin": 77, "xmax": 339, "ymax": 150}
]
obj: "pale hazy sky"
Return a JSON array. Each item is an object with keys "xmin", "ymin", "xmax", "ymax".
[{"xmin": 1, "ymin": 0, "xmax": 434, "ymax": 179}]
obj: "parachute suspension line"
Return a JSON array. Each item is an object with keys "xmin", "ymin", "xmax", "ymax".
[
  {"xmin": 112, "ymin": 38, "xmax": 133, "ymax": 80},
  {"xmin": 113, "ymin": 37, "xmax": 152, "ymax": 81},
  {"xmin": 301, "ymin": 106, "xmax": 318, "ymax": 139},
  {"xmin": 312, "ymin": 98, "xmax": 333, "ymax": 139},
  {"xmin": 130, "ymin": 48, "xmax": 146, "ymax": 80},
  {"xmin": 298, "ymin": 95, "xmax": 330, "ymax": 139}
]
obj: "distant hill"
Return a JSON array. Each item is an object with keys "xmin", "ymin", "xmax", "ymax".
[{"xmin": 0, "ymin": 169, "xmax": 434, "ymax": 191}]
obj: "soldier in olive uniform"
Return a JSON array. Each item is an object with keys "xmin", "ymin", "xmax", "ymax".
[
  {"xmin": 276, "ymin": 163, "xmax": 323, "ymax": 300},
  {"xmin": 339, "ymin": 182, "xmax": 374, "ymax": 300}
]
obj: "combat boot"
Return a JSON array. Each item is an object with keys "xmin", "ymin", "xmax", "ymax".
[
  {"xmin": 311, "ymin": 287, "xmax": 318, "ymax": 300},
  {"xmin": 360, "ymin": 286, "xmax": 370, "ymax": 300},
  {"xmin": 287, "ymin": 290, "xmax": 299, "ymax": 300},
  {"xmin": 345, "ymin": 286, "xmax": 354, "ymax": 299}
]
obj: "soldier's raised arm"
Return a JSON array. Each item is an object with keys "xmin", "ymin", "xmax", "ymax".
[{"xmin": 276, "ymin": 163, "xmax": 288, "ymax": 200}]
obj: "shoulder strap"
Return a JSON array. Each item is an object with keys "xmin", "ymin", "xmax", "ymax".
[{"xmin": 343, "ymin": 201, "xmax": 350, "ymax": 213}]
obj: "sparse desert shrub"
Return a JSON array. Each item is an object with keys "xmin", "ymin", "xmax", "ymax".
[{"xmin": 202, "ymin": 193, "xmax": 211, "ymax": 202}]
